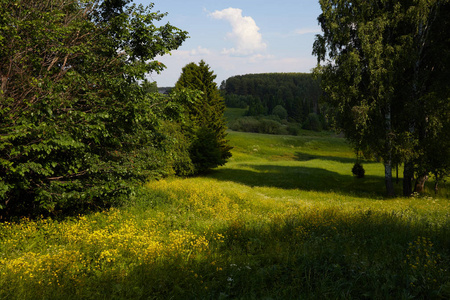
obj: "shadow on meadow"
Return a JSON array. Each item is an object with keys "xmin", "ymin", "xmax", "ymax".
[
  {"xmin": 294, "ymin": 151, "xmax": 362, "ymax": 164},
  {"xmin": 208, "ymin": 164, "xmax": 394, "ymax": 198},
  {"xmin": 71, "ymin": 207, "xmax": 450, "ymax": 300}
]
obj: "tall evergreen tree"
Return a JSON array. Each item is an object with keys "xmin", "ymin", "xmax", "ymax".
[{"xmin": 174, "ymin": 60, "xmax": 232, "ymax": 174}]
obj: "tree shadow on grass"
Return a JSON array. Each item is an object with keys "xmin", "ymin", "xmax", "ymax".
[
  {"xmin": 294, "ymin": 152, "xmax": 362, "ymax": 164},
  {"xmin": 81, "ymin": 204, "xmax": 450, "ymax": 300},
  {"xmin": 207, "ymin": 164, "xmax": 395, "ymax": 198}
]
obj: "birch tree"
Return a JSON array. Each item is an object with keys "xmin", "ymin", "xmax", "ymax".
[{"xmin": 314, "ymin": 0, "xmax": 449, "ymax": 196}]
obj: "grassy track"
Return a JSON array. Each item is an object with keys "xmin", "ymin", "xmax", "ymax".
[{"xmin": 1, "ymin": 130, "xmax": 449, "ymax": 299}]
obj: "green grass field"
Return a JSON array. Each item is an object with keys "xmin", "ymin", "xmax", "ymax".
[{"xmin": 1, "ymin": 129, "xmax": 449, "ymax": 299}]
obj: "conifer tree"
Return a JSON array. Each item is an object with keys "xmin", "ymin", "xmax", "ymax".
[{"xmin": 174, "ymin": 60, "xmax": 232, "ymax": 174}]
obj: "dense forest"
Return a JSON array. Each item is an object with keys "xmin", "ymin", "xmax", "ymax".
[{"xmin": 221, "ymin": 73, "xmax": 323, "ymax": 122}]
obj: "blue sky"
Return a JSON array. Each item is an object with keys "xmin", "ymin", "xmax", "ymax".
[{"xmin": 136, "ymin": 0, "xmax": 322, "ymax": 87}]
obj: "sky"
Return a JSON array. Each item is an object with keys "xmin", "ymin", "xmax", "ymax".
[{"xmin": 136, "ymin": 0, "xmax": 323, "ymax": 87}]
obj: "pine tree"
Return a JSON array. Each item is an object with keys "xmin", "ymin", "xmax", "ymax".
[{"xmin": 174, "ymin": 60, "xmax": 232, "ymax": 174}]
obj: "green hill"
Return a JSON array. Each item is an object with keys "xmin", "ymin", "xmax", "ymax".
[{"xmin": 1, "ymin": 131, "xmax": 449, "ymax": 299}]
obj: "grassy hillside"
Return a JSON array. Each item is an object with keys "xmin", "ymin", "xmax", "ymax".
[
  {"xmin": 221, "ymin": 131, "xmax": 409, "ymax": 197},
  {"xmin": 1, "ymin": 131, "xmax": 449, "ymax": 299}
]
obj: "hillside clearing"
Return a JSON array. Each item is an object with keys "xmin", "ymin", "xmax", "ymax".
[{"xmin": 1, "ymin": 131, "xmax": 449, "ymax": 299}]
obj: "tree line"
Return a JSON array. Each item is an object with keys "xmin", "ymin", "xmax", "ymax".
[
  {"xmin": 221, "ymin": 73, "xmax": 325, "ymax": 126},
  {"xmin": 0, "ymin": 0, "xmax": 230, "ymax": 218}
]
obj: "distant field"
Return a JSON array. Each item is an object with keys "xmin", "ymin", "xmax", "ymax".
[{"xmin": 1, "ymin": 130, "xmax": 449, "ymax": 299}]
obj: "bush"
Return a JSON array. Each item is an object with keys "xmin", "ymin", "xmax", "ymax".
[
  {"xmin": 229, "ymin": 117, "xmax": 262, "ymax": 133},
  {"xmin": 272, "ymin": 105, "xmax": 288, "ymax": 120},
  {"xmin": 303, "ymin": 113, "xmax": 323, "ymax": 132},
  {"xmin": 287, "ymin": 123, "xmax": 301, "ymax": 136},
  {"xmin": 259, "ymin": 119, "xmax": 285, "ymax": 134},
  {"xmin": 352, "ymin": 162, "xmax": 365, "ymax": 178},
  {"xmin": 229, "ymin": 117, "xmax": 287, "ymax": 135}
]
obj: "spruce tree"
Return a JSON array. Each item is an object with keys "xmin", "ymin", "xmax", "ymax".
[{"xmin": 174, "ymin": 60, "xmax": 232, "ymax": 174}]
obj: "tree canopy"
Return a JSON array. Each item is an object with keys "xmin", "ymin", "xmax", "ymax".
[
  {"xmin": 313, "ymin": 0, "xmax": 450, "ymax": 196},
  {"xmin": 222, "ymin": 73, "xmax": 322, "ymax": 123},
  {"xmin": 0, "ymin": 0, "xmax": 188, "ymax": 217}
]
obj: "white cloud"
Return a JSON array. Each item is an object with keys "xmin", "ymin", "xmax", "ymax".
[
  {"xmin": 209, "ymin": 7, "xmax": 267, "ymax": 56},
  {"xmin": 189, "ymin": 46, "xmax": 211, "ymax": 56},
  {"xmin": 248, "ymin": 54, "xmax": 274, "ymax": 63},
  {"xmin": 294, "ymin": 27, "xmax": 321, "ymax": 35}
]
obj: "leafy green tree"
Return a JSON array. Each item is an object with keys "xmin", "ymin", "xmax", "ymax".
[
  {"xmin": 397, "ymin": 0, "xmax": 450, "ymax": 194},
  {"xmin": 272, "ymin": 105, "xmax": 288, "ymax": 120},
  {"xmin": 174, "ymin": 60, "xmax": 232, "ymax": 174},
  {"xmin": 0, "ymin": 0, "xmax": 188, "ymax": 217},
  {"xmin": 303, "ymin": 113, "xmax": 323, "ymax": 132},
  {"xmin": 313, "ymin": 0, "xmax": 449, "ymax": 196},
  {"xmin": 222, "ymin": 73, "xmax": 322, "ymax": 123}
]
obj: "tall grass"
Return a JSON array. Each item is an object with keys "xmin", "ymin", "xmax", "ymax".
[{"xmin": 1, "ymin": 131, "xmax": 449, "ymax": 299}]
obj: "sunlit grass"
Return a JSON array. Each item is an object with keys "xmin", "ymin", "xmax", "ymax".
[{"xmin": 1, "ymin": 131, "xmax": 449, "ymax": 299}]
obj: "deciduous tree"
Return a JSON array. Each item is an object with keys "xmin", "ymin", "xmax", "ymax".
[
  {"xmin": 0, "ymin": 0, "xmax": 188, "ymax": 217},
  {"xmin": 313, "ymin": 0, "xmax": 449, "ymax": 196}
]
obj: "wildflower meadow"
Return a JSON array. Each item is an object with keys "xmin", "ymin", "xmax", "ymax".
[{"xmin": 1, "ymin": 130, "xmax": 449, "ymax": 299}]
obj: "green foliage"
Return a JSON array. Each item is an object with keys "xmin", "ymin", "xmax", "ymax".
[
  {"xmin": 223, "ymin": 94, "xmax": 249, "ymax": 109},
  {"xmin": 313, "ymin": 0, "xmax": 450, "ymax": 196},
  {"xmin": 229, "ymin": 116, "xmax": 287, "ymax": 135},
  {"xmin": 189, "ymin": 127, "xmax": 227, "ymax": 174},
  {"xmin": 222, "ymin": 73, "xmax": 322, "ymax": 122},
  {"xmin": 302, "ymin": 113, "xmax": 323, "ymax": 132},
  {"xmin": 286, "ymin": 123, "xmax": 302, "ymax": 136},
  {"xmin": 0, "ymin": 0, "xmax": 188, "ymax": 217},
  {"xmin": 173, "ymin": 60, "xmax": 232, "ymax": 174},
  {"xmin": 272, "ymin": 105, "xmax": 288, "ymax": 120},
  {"xmin": 352, "ymin": 162, "xmax": 365, "ymax": 178}
]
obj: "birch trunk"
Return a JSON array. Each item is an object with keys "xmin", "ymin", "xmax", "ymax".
[{"xmin": 385, "ymin": 161, "xmax": 395, "ymax": 196}]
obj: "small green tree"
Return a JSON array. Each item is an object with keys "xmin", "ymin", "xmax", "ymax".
[{"xmin": 174, "ymin": 60, "xmax": 232, "ymax": 174}]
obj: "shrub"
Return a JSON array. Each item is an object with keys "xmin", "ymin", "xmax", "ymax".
[
  {"xmin": 303, "ymin": 113, "xmax": 323, "ymax": 132},
  {"xmin": 272, "ymin": 105, "xmax": 288, "ymax": 120},
  {"xmin": 229, "ymin": 117, "xmax": 262, "ymax": 133},
  {"xmin": 287, "ymin": 123, "xmax": 301, "ymax": 136},
  {"xmin": 229, "ymin": 117, "xmax": 287, "ymax": 135},
  {"xmin": 259, "ymin": 119, "xmax": 285, "ymax": 134},
  {"xmin": 352, "ymin": 162, "xmax": 366, "ymax": 178}
]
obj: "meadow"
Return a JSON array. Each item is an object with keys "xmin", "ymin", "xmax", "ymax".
[{"xmin": 1, "ymin": 127, "xmax": 449, "ymax": 299}]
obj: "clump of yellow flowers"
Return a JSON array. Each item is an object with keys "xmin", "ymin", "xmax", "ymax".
[{"xmin": 405, "ymin": 236, "xmax": 444, "ymax": 291}]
